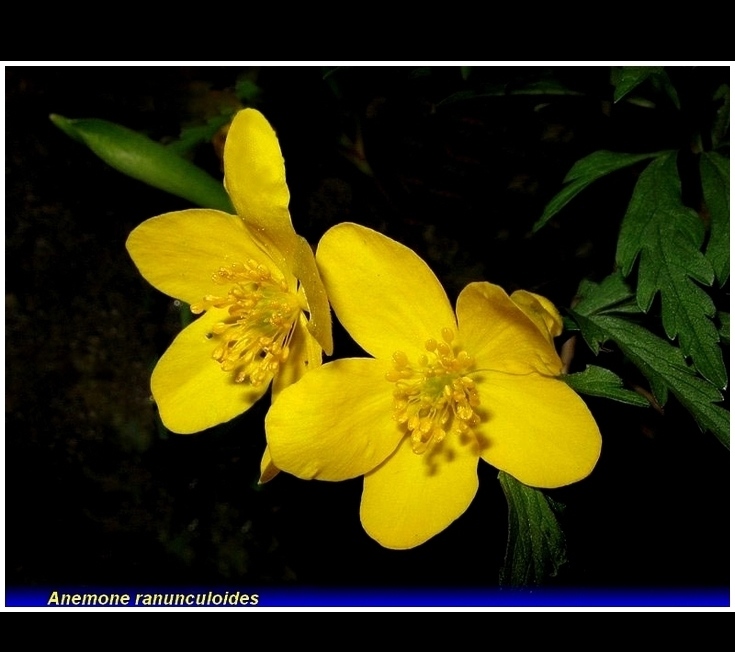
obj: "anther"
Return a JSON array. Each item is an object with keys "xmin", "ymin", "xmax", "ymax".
[
  {"xmin": 387, "ymin": 327, "xmax": 481, "ymax": 456},
  {"xmin": 195, "ymin": 259, "xmax": 302, "ymax": 387}
]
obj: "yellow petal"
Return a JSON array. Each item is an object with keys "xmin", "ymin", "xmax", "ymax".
[
  {"xmin": 151, "ymin": 309, "xmax": 268, "ymax": 433},
  {"xmin": 224, "ymin": 109, "xmax": 298, "ymax": 267},
  {"xmin": 266, "ymin": 358, "xmax": 403, "ymax": 480},
  {"xmin": 360, "ymin": 434, "xmax": 480, "ymax": 549},
  {"xmin": 292, "ymin": 235, "xmax": 333, "ymax": 355},
  {"xmin": 126, "ymin": 209, "xmax": 285, "ymax": 305},
  {"xmin": 510, "ymin": 289, "xmax": 563, "ymax": 345},
  {"xmin": 271, "ymin": 313, "xmax": 323, "ymax": 399},
  {"xmin": 259, "ymin": 446, "xmax": 280, "ymax": 484},
  {"xmin": 456, "ymin": 282, "xmax": 563, "ymax": 377},
  {"xmin": 475, "ymin": 372, "xmax": 601, "ymax": 488},
  {"xmin": 316, "ymin": 223, "xmax": 456, "ymax": 360}
]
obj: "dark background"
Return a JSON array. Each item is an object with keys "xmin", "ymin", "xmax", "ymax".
[{"xmin": 5, "ymin": 65, "xmax": 729, "ymax": 592}]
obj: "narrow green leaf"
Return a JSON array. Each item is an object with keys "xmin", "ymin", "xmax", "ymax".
[
  {"xmin": 533, "ymin": 150, "xmax": 663, "ymax": 231},
  {"xmin": 508, "ymin": 80, "xmax": 583, "ymax": 96},
  {"xmin": 438, "ymin": 80, "xmax": 583, "ymax": 108},
  {"xmin": 616, "ymin": 152, "xmax": 726, "ymax": 389},
  {"xmin": 498, "ymin": 472, "xmax": 567, "ymax": 587},
  {"xmin": 563, "ymin": 365, "xmax": 650, "ymax": 407},
  {"xmin": 700, "ymin": 152, "xmax": 730, "ymax": 285},
  {"xmin": 50, "ymin": 114, "xmax": 234, "ymax": 213}
]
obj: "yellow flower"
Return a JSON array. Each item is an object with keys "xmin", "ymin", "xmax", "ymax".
[
  {"xmin": 266, "ymin": 223, "xmax": 601, "ymax": 549},
  {"xmin": 126, "ymin": 109, "xmax": 332, "ymax": 436}
]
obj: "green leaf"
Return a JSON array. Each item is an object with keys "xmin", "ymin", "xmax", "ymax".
[
  {"xmin": 616, "ymin": 152, "xmax": 726, "ymax": 389},
  {"xmin": 322, "ymin": 66, "xmax": 343, "ymax": 81},
  {"xmin": 569, "ymin": 309, "xmax": 729, "ymax": 448},
  {"xmin": 438, "ymin": 80, "xmax": 583, "ymax": 108},
  {"xmin": 700, "ymin": 152, "xmax": 730, "ymax": 285},
  {"xmin": 573, "ymin": 272, "xmax": 638, "ymax": 316},
  {"xmin": 165, "ymin": 114, "xmax": 232, "ymax": 158},
  {"xmin": 533, "ymin": 150, "xmax": 663, "ymax": 231},
  {"xmin": 612, "ymin": 66, "xmax": 660, "ymax": 102},
  {"xmin": 711, "ymin": 84, "xmax": 729, "ymax": 149},
  {"xmin": 650, "ymin": 69, "xmax": 681, "ymax": 110},
  {"xmin": 718, "ymin": 312, "xmax": 729, "ymax": 345},
  {"xmin": 572, "ymin": 273, "xmax": 640, "ymax": 355},
  {"xmin": 50, "ymin": 114, "xmax": 234, "ymax": 213},
  {"xmin": 498, "ymin": 472, "xmax": 567, "ymax": 587},
  {"xmin": 570, "ymin": 311, "xmax": 610, "ymax": 357},
  {"xmin": 611, "ymin": 66, "xmax": 680, "ymax": 109},
  {"xmin": 234, "ymin": 78, "xmax": 263, "ymax": 104},
  {"xmin": 563, "ymin": 365, "xmax": 650, "ymax": 408}
]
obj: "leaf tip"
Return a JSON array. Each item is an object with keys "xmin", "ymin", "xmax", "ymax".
[{"xmin": 49, "ymin": 113, "xmax": 81, "ymax": 143}]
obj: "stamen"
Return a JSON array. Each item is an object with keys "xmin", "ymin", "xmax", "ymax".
[
  {"xmin": 193, "ymin": 260, "xmax": 302, "ymax": 386},
  {"xmin": 387, "ymin": 328, "xmax": 480, "ymax": 455}
]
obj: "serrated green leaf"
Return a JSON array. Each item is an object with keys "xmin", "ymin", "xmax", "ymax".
[
  {"xmin": 568, "ymin": 311, "xmax": 608, "ymax": 357},
  {"xmin": 598, "ymin": 316, "xmax": 729, "ymax": 446},
  {"xmin": 700, "ymin": 152, "xmax": 730, "ymax": 285},
  {"xmin": 563, "ymin": 365, "xmax": 650, "ymax": 407},
  {"xmin": 718, "ymin": 312, "xmax": 729, "ymax": 344},
  {"xmin": 534, "ymin": 150, "xmax": 663, "ymax": 231},
  {"xmin": 498, "ymin": 472, "xmax": 567, "ymax": 587},
  {"xmin": 562, "ymin": 315, "xmax": 579, "ymax": 332},
  {"xmin": 616, "ymin": 152, "xmax": 726, "ymax": 389},
  {"xmin": 573, "ymin": 272, "xmax": 638, "ymax": 316},
  {"xmin": 50, "ymin": 114, "xmax": 233, "ymax": 213},
  {"xmin": 569, "ymin": 310, "xmax": 729, "ymax": 448},
  {"xmin": 572, "ymin": 273, "xmax": 640, "ymax": 355}
]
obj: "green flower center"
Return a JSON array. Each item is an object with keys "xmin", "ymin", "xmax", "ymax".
[
  {"xmin": 190, "ymin": 260, "xmax": 303, "ymax": 386},
  {"xmin": 387, "ymin": 327, "xmax": 480, "ymax": 455}
]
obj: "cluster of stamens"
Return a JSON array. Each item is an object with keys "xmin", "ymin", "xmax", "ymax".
[
  {"xmin": 387, "ymin": 327, "xmax": 480, "ymax": 454},
  {"xmin": 190, "ymin": 260, "xmax": 302, "ymax": 386}
]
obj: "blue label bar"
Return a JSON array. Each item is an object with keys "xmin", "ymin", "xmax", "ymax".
[{"xmin": 5, "ymin": 587, "xmax": 730, "ymax": 608}]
